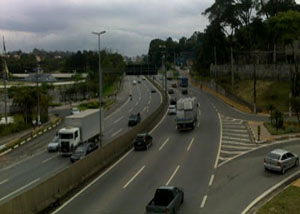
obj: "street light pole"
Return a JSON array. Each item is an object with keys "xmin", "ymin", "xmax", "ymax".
[
  {"xmin": 92, "ymin": 30, "xmax": 106, "ymax": 147},
  {"xmin": 36, "ymin": 66, "xmax": 40, "ymax": 126}
]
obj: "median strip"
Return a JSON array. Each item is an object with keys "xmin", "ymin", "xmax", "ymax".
[{"xmin": 123, "ymin": 165, "xmax": 145, "ymax": 189}]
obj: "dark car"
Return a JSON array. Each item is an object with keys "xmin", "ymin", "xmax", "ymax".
[
  {"xmin": 151, "ymin": 88, "xmax": 156, "ymax": 93},
  {"xmin": 134, "ymin": 133, "xmax": 153, "ymax": 150},
  {"xmin": 70, "ymin": 142, "xmax": 99, "ymax": 163},
  {"xmin": 181, "ymin": 89, "xmax": 188, "ymax": 95},
  {"xmin": 128, "ymin": 113, "xmax": 141, "ymax": 126},
  {"xmin": 168, "ymin": 89, "xmax": 174, "ymax": 94},
  {"xmin": 171, "ymin": 83, "xmax": 177, "ymax": 88},
  {"xmin": 170, "ymin": 97, "xmax": 177, "ymax": 105}
]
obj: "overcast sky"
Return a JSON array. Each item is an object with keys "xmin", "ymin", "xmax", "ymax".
[
  {"xmin": 1, "ymin": 0, "xmax": 300, "ymax": 57},
  {"xmin": 0, "ymin": 0, "xmax": 213, "ymax": 56}
]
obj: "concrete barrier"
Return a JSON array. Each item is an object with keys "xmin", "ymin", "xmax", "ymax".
[{"xmin": 0, "ymin": 78, "xmax": 167, "ymax": 214}]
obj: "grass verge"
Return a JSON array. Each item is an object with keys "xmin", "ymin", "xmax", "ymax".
[
  {"xmin": 264, "ymin": 121, "xmax": 300, "ymax": 135},
  {"xmin": 257, "ymin": 185, "xmax": 300, "ymax": 214}
]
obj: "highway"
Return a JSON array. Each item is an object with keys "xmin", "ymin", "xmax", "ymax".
[
  {"xmin": 0, "ymin": 75, "xmax": 161, "ymax": 204},
  {"xmin": 53, "ymin": 76, "xmax": 222, "ymax": 213},
  {"xmin": 1, "ymin": 72, "xmax": 300, "ymax": 213}
]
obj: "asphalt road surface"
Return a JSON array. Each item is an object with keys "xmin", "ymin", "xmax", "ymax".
[{"xmin": 0, "ymin": 75, "xmax": 161, "ymax": 205}]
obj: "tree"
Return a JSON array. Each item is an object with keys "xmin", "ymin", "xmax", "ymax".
[
  {"xmin": 291, "ymin": 97, "xmax": 300, "ymax": 125},
  {"xmin": 268, "ymin": 10, "xmax": 300, "ymax": 97}
]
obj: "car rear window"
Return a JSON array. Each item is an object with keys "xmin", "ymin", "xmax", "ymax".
[{"xmin": 267, "ymin": 152, "xmax": 281, "ymax": 160}]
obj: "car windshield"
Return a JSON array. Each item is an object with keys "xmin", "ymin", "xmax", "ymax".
[
  {"xmin": 267, "ymin": 153, "xmax": 281, "ymax": 160},
  {"xmin": 130, "ymin": 114, "xmax": 137, "ymax": 120},
  {"xmin": 75, "ymin": 147, "xmax": 86, "ymax": 155}
]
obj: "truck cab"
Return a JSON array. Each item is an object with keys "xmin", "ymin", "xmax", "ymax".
[{"xmin": 58, "ymin": 127, "xmax": 81, "ymax": 156}]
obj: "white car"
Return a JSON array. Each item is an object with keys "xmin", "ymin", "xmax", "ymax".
[
  {"xmin": 71, "ymin": 107, "xmax": 80, "ymax": 115},
  {"xmin": 133, "ymin": 80, "xmax": 137, "ymax": 85},
  {"xmin": 47, "ymin": 136, "xmax": 60, "ymax": 152},
  {"xmin": 142, "ymin": 76, "xmax": 146, "ymax": 80},
  {"xmin": 168, "ymin": 105, "xmax": 176, "ymax": 115}
]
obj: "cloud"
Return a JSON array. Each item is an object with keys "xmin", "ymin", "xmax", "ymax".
[{"xmin": 0, "ymin": 0, "xmax": 212, "ymax": 56}]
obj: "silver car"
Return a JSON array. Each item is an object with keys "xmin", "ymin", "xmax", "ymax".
[
  {"xmin": 47, "ymin": 136, "xmax": 60, "ymax": 152},
  {"xmin": 168, "ymin": 105, "xmax": 176, "ymax": 115},
  {"xmin": 264, "ymin": 149, "xmax": 299, "ymax": 174}
]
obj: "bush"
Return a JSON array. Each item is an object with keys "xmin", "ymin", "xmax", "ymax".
[{"xmin": 0, "ymin": 115, "xmax": 31, "ymax": 137}]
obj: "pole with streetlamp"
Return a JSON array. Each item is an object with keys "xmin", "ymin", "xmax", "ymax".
[{"xmin": 92, "ymin": 30, "xmax": 106, "ymax": 147}]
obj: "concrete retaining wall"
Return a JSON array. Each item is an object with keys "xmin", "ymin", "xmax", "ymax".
[{"xmin": 0, "ymin": 78, "xmax": 167, "ymax": 214}]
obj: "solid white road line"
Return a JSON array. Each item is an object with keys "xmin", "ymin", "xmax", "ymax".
[
  {"xmin": 214, "ymin": 113, "xmax": 223, "ymax": 169},
  {"xmin": 105, "ymin": 95, "xmax": 130, "ymax": 121},
  {"xmin": 222, "ymin": 132, "xmax": 249, "ymax": 138},
  {"xmin": 42, "ymin": 154, "xmax": 59, "ymax": 164},
  {"xmin": 218, "ymin": 156, "xmax": 230, "ymax": 161},
  {"xmin": 159, "ymin": 138, "xmax": 169, "ymax": 151},
  {"xmin": 113, "ymin": 116, "xmax": 124, "ymax": 124},
  {"xmin": 187, "ymin": 137, "xmax": 195, "ymax": 151},
  {"xmin": 222, "ymin": 129, "xmax": 248, "ymax": 133},
  {"xmin": 241, "ymin": 170, "xmax": 300, "ymax": 214},
  {"xmin": 52, "ymin": 149, "xmax": 134, "ymax": 214},
  {"xmin": 0, "ymin": 178, "xmax": 40, "ymax": 202},
  {"xmin": 222, "ymin": 136, "xmax": 251, "ymax": 142},
  {"xmin": 0, "ymin": 179, "xmax": 8, "ymax": 185},
  {"xmin": 111, "ymin": 128, "xmax": 123, "ymax": 137},
  {"xmin": 0, "ymin": 149, "xmax": 12, "ymax": 157},
  {"xmin": 222, "ymin": 140, "xmax": 256, "ymax": 146},
  {"xmin": 221, "ymin": 145, "xmax": 254, "ymax": 150},
  {"xmin": 123, "ymin": 165, "xmax": 145, "ymax": 189},
  {"xmin": 220, "ymin": 150, "xmax": 245, "ymax": 155},
  {"xmin": 166, "ymin": 165, "xmax": 180, "ymax": 186},
  {"xmin": 200, "ymin": 195, "xmax": 208, "ymax": 208},
  {"xmin": 209, "ymin": 175, "xmax": 215, "ymax": 187}
]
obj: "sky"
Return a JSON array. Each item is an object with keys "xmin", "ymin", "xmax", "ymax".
[{"xmin": 0, "ymin": 0, "xmax": 212, "ymax": 56}]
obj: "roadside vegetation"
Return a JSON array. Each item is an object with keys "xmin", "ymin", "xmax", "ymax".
[{"xmin": 257, "ymin": 185, "xmax": 300, "ymax": 214}]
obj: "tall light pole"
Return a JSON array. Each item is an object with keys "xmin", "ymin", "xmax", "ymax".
[
  {"xmin": 159, "ymin": 45, "xmax": 167, "ymax": 101},
  {"xmin": 92, "ymin": 30, "xmax": 106, "ymax": 147}
]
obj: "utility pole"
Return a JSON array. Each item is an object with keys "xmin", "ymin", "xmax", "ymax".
[
  {"xmin": 36, "ymin": 66, "xmax": 40, "ymax": 126},
  {"xmin": 231, "ymin": 46, "xmax": 234, "ymax": 92},
  {"xmin": 92, "ymin": 30, "xmax": 106, "ymax": 147},
  {"xmin": 253, "ymin": 52, "xmax": 259, "ymax": 114},
  {"xmin": 2, "ymin": 36, "xmax": 8, "ymax": 124}
]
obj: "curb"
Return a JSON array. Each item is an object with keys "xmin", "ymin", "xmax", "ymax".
[
  {"xmin": 0, "ymin": 117, "xmax": 62, "ymax": 157},
  {"xmin": 256, "ymin": 134, "xmax": 300, "ymax": 145},
  {"xmin": 243, "ymin": 169, "xmax": 300, "ymax": 214}
]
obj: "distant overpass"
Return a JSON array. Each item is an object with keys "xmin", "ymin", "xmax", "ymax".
[{"xmin": 125, "ymin": 64, "xmax": 158, "ymax": 75}]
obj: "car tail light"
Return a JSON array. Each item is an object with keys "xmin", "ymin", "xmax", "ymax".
[
  {"xmin": 277, "ymin": 161, "xmax": 281, "ymax": 166},
  {"xmin": 166, "ymin": 208, "xmax": 169, "ymax": 214}
]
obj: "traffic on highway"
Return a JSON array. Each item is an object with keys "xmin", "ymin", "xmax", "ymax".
[{"xmin": 0, "ymin": 71, "xmax": 299, "ymax": 214}]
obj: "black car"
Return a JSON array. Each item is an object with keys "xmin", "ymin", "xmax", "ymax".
[
  {"xmin": 151, "ymin": 88, "xmax": 156, "ymax": 93},
  {"xmin": 182, "ymin": 89, "xmax": 188, "ymax": 95},
  {"xmin": 134, "ymin": 133, "xmax": 153, "ymax": 150},
  {"xmin": 168, "ymin": 89, "xmax": 174, "ymax": 94},
  {"xmin": 70, "ymin": 142, "xmax": 99, "ymax": 163},
  {"xmin": 170, "ymin": 97, "xmax": 177, "ymax": 105},
  {"xmin": 128, "ymin": 113, "xmax": 141, "ymax": 126}
]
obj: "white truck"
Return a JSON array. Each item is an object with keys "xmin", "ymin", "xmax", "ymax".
[
  {"xmin": 58, "ymin": 109, "xmax": 100, "ymax": 156},
  {"xmin": 176, "ymin": 97, "xmax": 198, "ymax": 131}
]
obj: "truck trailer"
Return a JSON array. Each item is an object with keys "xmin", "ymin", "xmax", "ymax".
[
  {"xmin": 176, "ymin": 97, "xmax": 198, "ymax": 131},
  {"xmin": 58, "ymin": 109, "xmax": 100, "ymax": 156}
]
